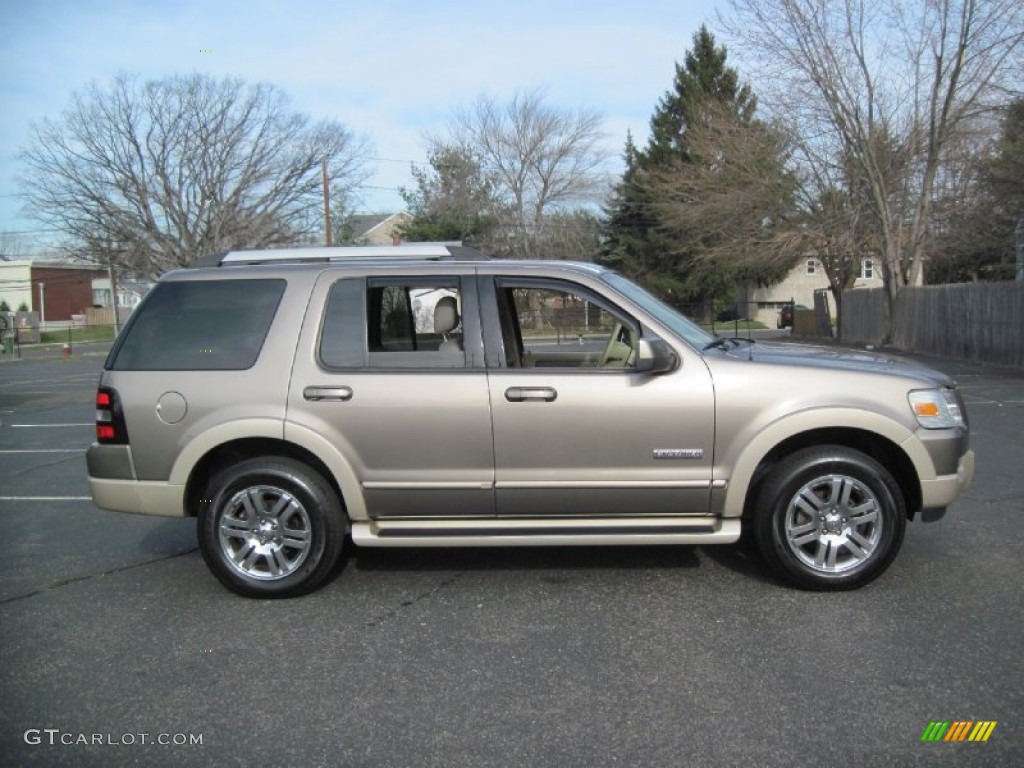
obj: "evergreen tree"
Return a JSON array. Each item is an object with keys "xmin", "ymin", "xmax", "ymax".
[
  {"xmin": 929, "ymin": 99, "xmax": 1024, "ymax": 282},
  {"xmin": 641, "ymin": 25, "xmax": 756, "ymax": 169},
  {"xmin": 602, "ymin": 25, "xmax": 776, "ymax": 307},
  {"xmin": 599, "ymin": 134, "xmax": 665, "ymax": 285},
  {"xmin": 396, "ymin": 145, "xmax": 500, "ymax": 246}
]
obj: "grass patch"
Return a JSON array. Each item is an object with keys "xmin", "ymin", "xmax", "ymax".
[
  {"xmin": 700, "ymin": 319, "xmax": 769, "ymax": 331},
  {"xmin": 39, "ymin": 326, "xmax": 116, "ymax": 344}
]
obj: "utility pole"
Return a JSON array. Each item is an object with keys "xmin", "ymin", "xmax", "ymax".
[
  {"xmin": 323, "ymin": 157, "xmax": 332, "ymax": 246},
  {"xmin": 108, "ymin": 262, "xmax": 120, "ymax": 335},
  {"xmin": 1016, "ymin": 214, "xmax": 1023, "ymax": 281},
  {"xmin": 38, "ymin": 282, "xmax": 45, "ymax": 328}
]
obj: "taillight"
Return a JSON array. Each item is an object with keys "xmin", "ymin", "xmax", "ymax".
[{"xmin": 95, "ymin": 387, "xmax": 129, "ymax": 444}]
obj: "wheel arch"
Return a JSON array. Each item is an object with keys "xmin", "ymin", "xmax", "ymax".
[
  {"xmin": 732, "ymin": 425, "xmax": 923, "ymax": 523},
  {"xmin": 183, "ymin": 437, "xmax": 355, "ymax": 520}
]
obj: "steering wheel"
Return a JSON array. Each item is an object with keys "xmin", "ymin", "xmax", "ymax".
[{"xmin": 598, "ymin": 322, "xmax": 625, "ymax": 367}]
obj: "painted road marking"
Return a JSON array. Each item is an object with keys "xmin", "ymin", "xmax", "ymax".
[
  {"xmin": 11, "ymin": 423, "xmax": 93, "ymax": 428},
  {"xmin": 0, "ymin": 449, "xmax": 85, "ymax": 453},
  {"xmin": 0, "ymin": 496, "xmax": 92, "ymax": 501}
]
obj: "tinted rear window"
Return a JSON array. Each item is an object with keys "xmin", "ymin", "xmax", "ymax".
[{"xmin": 108, "ymin": 279, "xmax": 286, "ymax": 370}]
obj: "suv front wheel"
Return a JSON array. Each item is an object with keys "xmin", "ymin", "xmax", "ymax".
[
  {"xmin": 753, "ymin": 446, "xmax": 906, "ymax": 590},
  {"xmin": 198, "ymin": 457, "xmax": 347, "ymax": 598}
]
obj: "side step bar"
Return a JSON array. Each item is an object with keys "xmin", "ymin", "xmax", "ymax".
[{"xmin": 351, "ymin": 517, "xmax": 740, "ymax": 548}]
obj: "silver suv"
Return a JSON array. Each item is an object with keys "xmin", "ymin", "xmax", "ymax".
[{"xmin": 87, "ymin": 245, "xmax": 975, "ymax": 597}]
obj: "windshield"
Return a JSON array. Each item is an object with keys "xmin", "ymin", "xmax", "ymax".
[{"xmin": 601, "ymin": 272, "xmax": 715, "ymax": 348}]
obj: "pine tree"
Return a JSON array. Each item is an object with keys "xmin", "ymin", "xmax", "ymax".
[
  {"xmin": 599, "ymin": 134, "xmax": 665, "ymax": 285},
  {"xmin": 929, "ymin": 98, "xmax": 1024, "ymax": 282},
  {"xmin": 641, "ymin": 26, "xmax": 756, "ymax": 169},
  {"xmin": 602, "ymin": 25, "xmax": 768, "ymax": 306}
]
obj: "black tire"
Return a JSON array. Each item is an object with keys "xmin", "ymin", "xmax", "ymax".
[
  {"xmin": 198, "ymin": 457, "xmax": 347, "ymax": 598},
  {"xmin": 753, "ymin": 445, "xmax": 906, "ymax": 590}
]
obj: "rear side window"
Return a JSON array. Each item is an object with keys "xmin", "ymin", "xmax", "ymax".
[
  {"xmin": 319, "ymin": 277, "xmax": 466, "ymax": 369},
  {"xmin": 108, "ymin": 279, "xmax": 285, "ymax": 370}
]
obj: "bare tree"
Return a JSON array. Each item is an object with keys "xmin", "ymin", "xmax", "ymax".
[
  {"xmin": 780, "ymin": 128, "xmax": 886, "ymax": 333},
  {"xmin": 19, "ymin": 73, "xmax": 372, "ymax": 276},
  {"xmin": 0, "ymin": 231, "xmax": 29, "ymax": 259},
  {"xmin": 434, "ymin": 89, "xmax": 611, "ymax": 258},
  {"xmin": 643, "ymin": 99, "xmax": 800, "ymax": 283},
  {"xmin": 723, "ymin": 0, "xmax": 1024, "ymax": 315}
]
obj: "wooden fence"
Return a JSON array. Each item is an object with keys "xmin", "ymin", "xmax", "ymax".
[
  {"xmin": 841, "ymin": 282, "xmax": 1024, "ymax": 368},
  {"xmin": 85, "ymin": 306, "xmax": 132, "ymax": 326}
]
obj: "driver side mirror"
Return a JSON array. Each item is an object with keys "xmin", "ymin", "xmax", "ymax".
[{"xmin": 635, "ymin": 338, "xmax": 678, "ymax": 374}]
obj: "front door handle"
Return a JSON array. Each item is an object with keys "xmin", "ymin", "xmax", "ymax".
[
  {"xmin": 505, "ymin": 386, "xmax": 557, "ymax": 403},
  {"xmin": 303, "ymin": 386, "xmax": 353, "ymax": 402}
]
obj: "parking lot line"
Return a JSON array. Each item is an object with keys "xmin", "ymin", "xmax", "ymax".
[
  {"xmin": 0, "ymin": 496, "xmax": 92, "ymax": 501},
  {"xmin": 10, "ymin": 423, "xmax": 94, "ymax": 428},
  {"xmin": 0, "ymin": 374, "xmax": 98, "ymax": 385},
  {"xmin": 0, "ymin": 449, "xmax": 84, "ymax": 453}
]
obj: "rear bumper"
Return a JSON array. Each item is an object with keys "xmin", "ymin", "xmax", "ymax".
[
  {"xmin": 87, "ymin": 442, "xmax": 186, "ymax": 517},
  {"xmin": 88, "ymin": 477, "xmax": 186, "ymax": 517}
]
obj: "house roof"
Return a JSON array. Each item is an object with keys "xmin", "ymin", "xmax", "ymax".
[
  {"xmin": 0, "ymin": 257, "xmax": 104, "ymax": 271},
  {"xmin": 346, "ymin": 212, "xmax": 410, "ymax": 238}
]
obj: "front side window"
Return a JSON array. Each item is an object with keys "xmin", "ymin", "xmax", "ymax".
[
  {"xmin": 108, "ymin": 279, "xmax": 285, "ymax": 371},
  {"xmin": 495, "ymin": 280, "xmax": 637, "ymax": 369},
  {"xmin": 600, "ymin": 272, "xmax": 714, "ymax": 348},
  {"xmin": 862, "ymin": 259, "xmax": 874, "ymax": 279},
  {"xmin": 806, "ymin": 259, "xmax": 817, "ymax": 275}
]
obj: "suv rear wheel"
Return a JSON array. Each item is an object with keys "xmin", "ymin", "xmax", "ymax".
[
  {"xmin": 753, "ymin": 446, "xmax": 906, "ymax": 590},
  {"xmin": 198, "ymin": 458, "xmax": 347, "ymax": 598}
]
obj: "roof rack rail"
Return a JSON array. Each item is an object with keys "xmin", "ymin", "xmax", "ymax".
[{"xmin": 191, "ymin": 243, "xmax": 491, "ymax": 268}]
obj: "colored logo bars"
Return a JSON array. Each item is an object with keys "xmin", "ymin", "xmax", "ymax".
[{"xmin": 921, "ymin": 721, "xmax": 997, "ymax": 742}]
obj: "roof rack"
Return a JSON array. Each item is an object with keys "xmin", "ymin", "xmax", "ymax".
[{"xmin": 191, "ymin": 243, "xmax": 491, "ymax": 268}]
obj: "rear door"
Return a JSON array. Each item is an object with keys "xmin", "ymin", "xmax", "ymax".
[
  {"xmin": 287, "ymin": 269, "xmax": 495, "ymax": 518},
  {"xmin": 480, "ymin": 274, "xmax": 716, "ymax": 517}
]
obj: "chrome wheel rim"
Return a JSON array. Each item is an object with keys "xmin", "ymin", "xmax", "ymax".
[
  {"xmin": 783, "ymin": 474, "xmax": 882, "ymax": 574},
  {"xmin": 218, "ymin": 485, "xmax": 312, "ymax": 581}
]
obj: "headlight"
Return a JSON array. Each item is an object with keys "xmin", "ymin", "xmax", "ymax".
[{"xmin": 908, "ymin": 388, "xmax": 965, "ymax": 430}]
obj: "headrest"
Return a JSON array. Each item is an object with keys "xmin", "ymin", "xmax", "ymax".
[{"xmin": 434, "ymin": 296, "xmax": 459, "ymax": 334}]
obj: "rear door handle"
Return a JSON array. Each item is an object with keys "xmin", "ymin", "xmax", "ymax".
[
  {"xmin": 505, "ymin": 386, "xmax": 557, "ymax": 403},
  {"xmin": 303, "ymin": 386, "xmax": 353, "ymax": 402}
]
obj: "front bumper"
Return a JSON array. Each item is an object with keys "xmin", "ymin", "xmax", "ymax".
[{"xmin": 919, "ymin": 449, "xmax": 975, "ymax": 511}]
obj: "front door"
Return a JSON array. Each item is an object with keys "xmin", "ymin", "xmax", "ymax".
[{"xmin": 481, "ymin": 276, "xmax": 715, "ymax": 517}]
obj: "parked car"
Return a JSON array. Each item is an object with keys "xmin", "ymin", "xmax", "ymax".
[
  {"xmin": 87, "ymin": 245, "xmax": 974, "ymax": 597},
  {"xmin": 777, "ymin": 302, "xmax": 809, "ymax": 329}
]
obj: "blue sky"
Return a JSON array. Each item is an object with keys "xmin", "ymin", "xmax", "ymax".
[{"xmin": 0, "ymin": 0, "xmax": 722, "ymax": 252}]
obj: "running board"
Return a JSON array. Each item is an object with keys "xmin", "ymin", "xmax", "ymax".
[{"xmin": 351, "ymin": 517, "xmax": 740, "ymax": 548}]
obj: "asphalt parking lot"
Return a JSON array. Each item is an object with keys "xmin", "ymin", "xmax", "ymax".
[{"xmin": 0, "ymin": 346, "xmax": 1021, "ymax": 767}]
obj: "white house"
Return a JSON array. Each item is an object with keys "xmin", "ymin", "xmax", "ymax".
[
  {"xmin": 738, "ymin": 256, "xmax": 883, "ymax": 326},
  {"xmin": 343, "ymin": 213, "xmax": 413, "ymax": 245},
  {"xmin": 90, "ymin": 276, "xmax": 152, "ymax": 310}
]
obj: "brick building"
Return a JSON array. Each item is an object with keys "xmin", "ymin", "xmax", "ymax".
[{"xmin": 0, "ymin": 260, "xmax": 105, "ymax": 323}]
